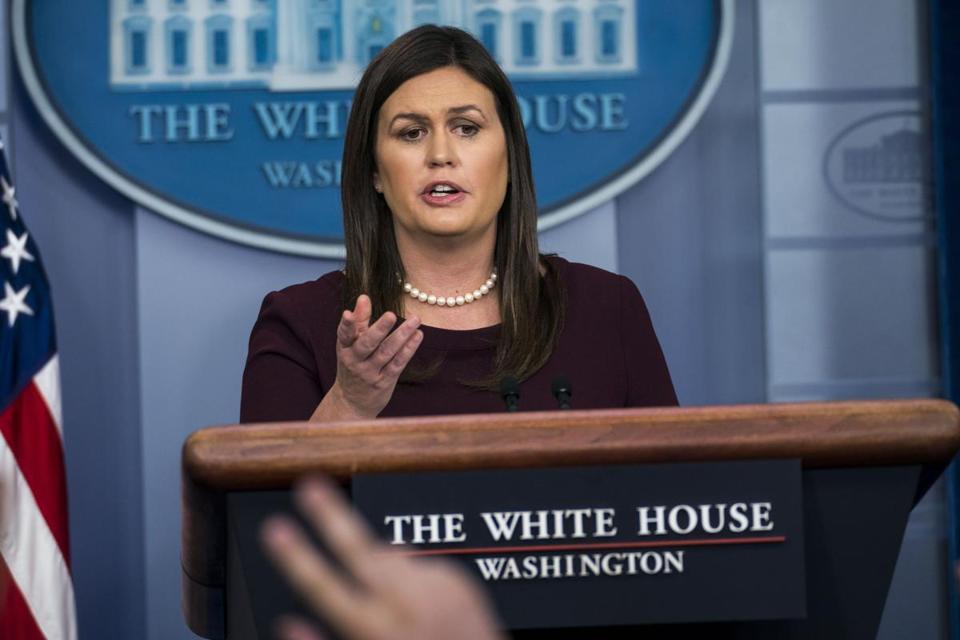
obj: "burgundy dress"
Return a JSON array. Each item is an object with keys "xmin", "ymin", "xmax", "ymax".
[{"xmin": 240, "ymin": 257, "xmax": 677, "ymax": 422}]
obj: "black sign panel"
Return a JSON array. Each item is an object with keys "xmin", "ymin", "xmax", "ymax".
[{"xmin": 352, "ymin": 460, "xmax": 805, "ymax": 629}]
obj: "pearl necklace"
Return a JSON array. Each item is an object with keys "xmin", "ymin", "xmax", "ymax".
[{"xmin": 403, "ymin": 271, "xmax": 497, "ymax": 307}]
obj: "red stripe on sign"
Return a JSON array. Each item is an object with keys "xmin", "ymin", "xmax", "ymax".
[
  {"xmin": 402, "ymin": 535, "xmax": 788, "ymax": 557},
  {"xmin": 0, "ymin": 383, "xmax": 71, "ymax": 566},
  {"xmin": 0, "ymin": 552, "xmax": 46, "ymax": 640}
]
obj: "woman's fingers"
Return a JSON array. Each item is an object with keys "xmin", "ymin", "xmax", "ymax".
[
  {"xmin": 333, "ymin": 295, "xmax": 424, "ymax": 416},
  {"xmin": 350, "ymin": 312, "xmax": 398, "ymax": 360},
  {"xmin": 353, "ymin": 295, "xmax": 372, "ymax": 333},
  {"xmin": 338, "ymin": 310, "xmax": 396, "ymax": 358},
  {"xmin": 337, "ymin": 295, "xmax": 374, "ymax": 348},
  {"xmin": 337, "ymin": 311, "xmax": 358, "ymax": 348},
  {"xmin": 381, "ymin": 330, "xmax": 424, "ymax": 378},
  {"xmin": 368, "ymin": 317, "xmax": 421, "ymax": 369}
]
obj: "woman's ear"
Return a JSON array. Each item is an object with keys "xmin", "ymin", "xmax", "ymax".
[{"xmin": 373, "ymin": 173, "xmax": 382, "ymax": 193}]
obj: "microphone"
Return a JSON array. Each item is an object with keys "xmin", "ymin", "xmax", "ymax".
[
  {"xmin": 500, "ymin": 376, "xmax": 520, "ymax": 412},
  {"xmin": 551, "ymin": 375, "xmax": 572, "ymax": 409}
]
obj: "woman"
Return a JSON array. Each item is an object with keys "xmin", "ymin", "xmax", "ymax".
[{"xmin": 240, "ymin": 25, "xmax": 676, "ymax": 423}]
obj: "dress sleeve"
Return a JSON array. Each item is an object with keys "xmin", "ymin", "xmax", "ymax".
[
  {"xmin": 239, "ymin": 290, "xmax": 325, "ymax": 423},
  {"xmin": 618, "ymin": 276, "xmax": 679, "ymax": 407}
]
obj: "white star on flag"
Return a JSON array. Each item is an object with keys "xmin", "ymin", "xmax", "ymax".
[
  {"xmin": 1, "ymin": 229, "xmax": 34, "ymax": 274},
  {"xmin": 2, "ymin": 175, "xmax": 19, "ymax": 221},
  {"xmin": 0, "ymin": 281, "xmax": 32, "ymax": 327}
]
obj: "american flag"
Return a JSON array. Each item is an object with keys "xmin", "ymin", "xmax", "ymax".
[{"xmin": 0, "ymin": 139, "xmax": 77, "ymax": 638}]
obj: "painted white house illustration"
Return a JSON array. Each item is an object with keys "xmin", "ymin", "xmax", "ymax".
[{"xmin": 109, "ymin": 0, "xmax": 638, "ymax": 90}]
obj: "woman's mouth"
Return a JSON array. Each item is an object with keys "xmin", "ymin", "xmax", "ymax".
[{"xmin": 420, "ymin": 182, "xmax": 467, "ymax": 206}]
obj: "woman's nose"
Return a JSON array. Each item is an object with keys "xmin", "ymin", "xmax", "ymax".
[{"xmin": 427, "ymin": 132, "xmax": 458, "ymax": 167}]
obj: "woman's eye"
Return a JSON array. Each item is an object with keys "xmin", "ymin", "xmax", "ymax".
[
  {"xmin": 456, "ymin": 123, "xmax": 480, "ymax": 137},
  {"xmin": 400, "ymin": 128, "xmax": 425, "ymax": 141}
]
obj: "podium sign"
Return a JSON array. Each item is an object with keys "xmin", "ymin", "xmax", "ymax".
[{"xmin": 353, "ymin": 460, "xmax": 806, "ymax": 629}]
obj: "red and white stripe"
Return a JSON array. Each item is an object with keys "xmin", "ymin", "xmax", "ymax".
[{"xmin": 0, "ymin": 355, "xmax": 78, "ymax": 639}]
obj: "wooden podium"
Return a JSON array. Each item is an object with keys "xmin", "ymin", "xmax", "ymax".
[{"xmin": 182, "ymin": 400, "xmax": 960, "ymax": 639}]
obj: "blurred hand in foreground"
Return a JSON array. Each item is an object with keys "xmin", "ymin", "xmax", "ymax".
[{"xmin": 261, "ymin": 477, "xmax": 507, "ymax": 640}]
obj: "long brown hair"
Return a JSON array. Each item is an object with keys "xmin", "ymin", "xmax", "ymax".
[{"xmin": 340, "ymin": 25, "xmax": 564, "ymax": 387}]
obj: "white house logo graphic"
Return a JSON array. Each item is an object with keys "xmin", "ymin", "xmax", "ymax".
[
  {"xmin": 823, "ymin": 111, "xmax": 929, "ymax": 223},
  {"xmin": 17, "ymin": 0, "xmax": 730, "ymax": 257},
  {"xmin": 110, "ymin": 0, "xmax": 638, "ymax": 91},
  {"xmin": 842, "ymin": 129, "xmax": 921, "ymax": 185}
]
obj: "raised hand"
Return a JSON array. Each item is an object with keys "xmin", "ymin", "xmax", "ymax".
[
  {"xmin": 261, "ymin": 478, "xmax": 506, "ymax": 640},
  {"xmin": 312, "ymin": 295, "xmax": 423, "ymax": 421}
]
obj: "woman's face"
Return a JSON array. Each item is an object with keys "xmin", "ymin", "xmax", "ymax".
[{"xmin": 374, "ymin": 66, "xmax": 509, "ymax": 246}]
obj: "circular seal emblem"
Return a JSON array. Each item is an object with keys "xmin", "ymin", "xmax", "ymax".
[
  {"xmin": 823, "ymin": 110, "xmax": 929, "ymax": 223},
  {"xmin": 14, "ymin": 0, "xmax": 732, "ymax": 256}
]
